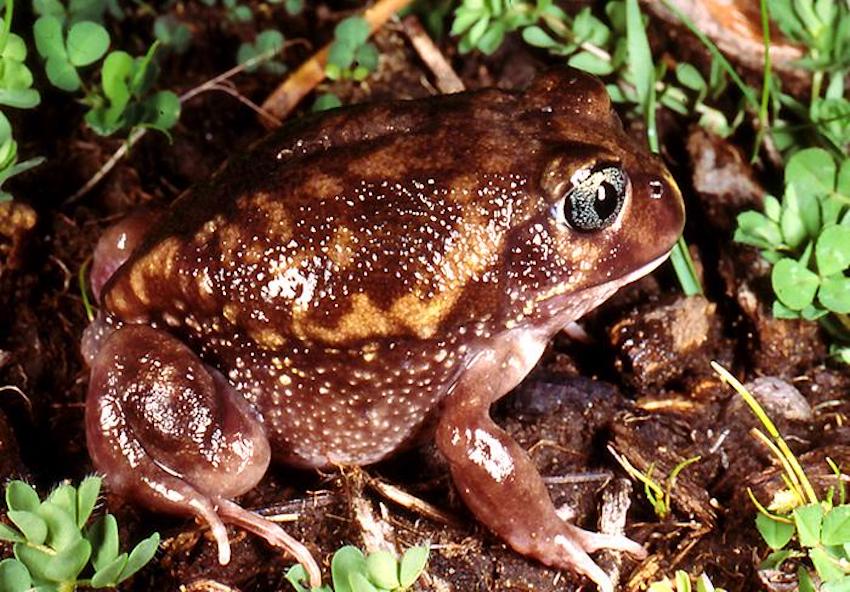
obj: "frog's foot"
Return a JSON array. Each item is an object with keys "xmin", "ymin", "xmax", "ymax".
[
  {"xmin": 434, "ymin": 330, "xmax": 646, "ymax": 592},
  {"xmin": 85, "ymin": 324, "xmax": 322, "ymax": 588},
  {"xmin": 437, "ymin": 409, "xmax": 645, "ymax": 592}
]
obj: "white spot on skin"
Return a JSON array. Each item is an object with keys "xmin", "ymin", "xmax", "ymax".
[{"xmin": 467, "ymin": 428, "xmax": 514, "ymax": 483}]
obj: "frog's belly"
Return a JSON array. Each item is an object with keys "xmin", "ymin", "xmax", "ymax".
[{"xmin": 222, "ymin": 339, "xmax": 466, "ymax": 469}]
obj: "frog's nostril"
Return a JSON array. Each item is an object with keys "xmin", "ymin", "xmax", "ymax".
[{"xmin": 649, "ymin": 179, "xmax": 664, "ymax": 200}]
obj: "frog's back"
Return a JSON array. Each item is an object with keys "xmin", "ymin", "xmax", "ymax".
[{"xmin": 102, "ymin": 87, "xmax": 553, "ymax": 352}]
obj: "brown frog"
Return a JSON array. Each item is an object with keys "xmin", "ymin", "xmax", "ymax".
[{"xmin": 82, "ymin": 68, "xmax": 684, "ymax": 591}]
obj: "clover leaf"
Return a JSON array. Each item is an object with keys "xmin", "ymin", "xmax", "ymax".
[{"xmin": 33, "ymin": 15, "xmax": 109, "ymax": 91}]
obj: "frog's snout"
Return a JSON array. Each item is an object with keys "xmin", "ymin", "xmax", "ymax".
[{"xmin": 632, "ymin": 167, "xmax": 686, "ymax": 256}]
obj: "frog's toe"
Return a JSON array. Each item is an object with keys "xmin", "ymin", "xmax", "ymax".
[
  {"xmin": 563, "ymin": 523, "xmax": 647, "ymax": 557},
  {"xmin": 85, "ymin": 325, "xmax": 321, "ymax": 587}
]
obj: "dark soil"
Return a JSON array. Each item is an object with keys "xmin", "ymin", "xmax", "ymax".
[{"xmin": 1, "ymin": 2, "xmax": 847, "ymax": 591}]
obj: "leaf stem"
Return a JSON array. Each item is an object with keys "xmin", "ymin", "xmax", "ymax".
[
  {"xmin": 0, "ymin": 0, "xmax": 13, "ymax": 57},
  {"xmin": 753, "ymin": 0, "xmax": 772, "ymax": 162}
]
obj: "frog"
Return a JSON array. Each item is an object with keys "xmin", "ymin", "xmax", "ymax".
[{"xmin": 81, "ymin": 68, "xmax": 685, "ymax": 592}]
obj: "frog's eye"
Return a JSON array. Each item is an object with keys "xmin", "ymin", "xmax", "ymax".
[{"xmin": 555, "ymin": 164, "xmax": 628, "ymax": 232}]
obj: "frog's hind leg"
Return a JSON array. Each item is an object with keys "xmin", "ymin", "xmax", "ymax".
[
  {"xmin": 435, "ymin": 329, "xmax": 646, "ymax": 592},
  {"xmin": 85, "ymin": 324, "xmax": 322, "ymax": 588}
]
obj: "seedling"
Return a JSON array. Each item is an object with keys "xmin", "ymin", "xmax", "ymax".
[
  {"xmin": 0, "ymin": 0, "xmax": 43, "ymax": 202},
  {"xmin": 0, "ymin": 476, "xmax": 159, "ymax": 591},
  {"xmin": 285, "ymin": 544, "xmax": 429, "ymax": 592},
  {"xmin": 153, "ymin": 15, "xmax": 191, "ymax": 55},
  {"xmin": 648, "ymin": 571, "xmax": 727, "ymax": 592},
  {"xmin": 609, "ymin": 446, "xmax": 701, "ymax": 520},
  {"xmin": 82, "ymin": 42, "xmax": 180, "ymax": 137},
  {"xmin": 237, "ymin": 29, "xmax": 286, "ymax": 75},
  {"xmin": 326, "ymin": 16, "xmax": 379, "ymax": 82}
]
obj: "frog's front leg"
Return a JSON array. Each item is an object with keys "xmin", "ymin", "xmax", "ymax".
[
  {"xmin": 85, "ymin": 324, "xmax": 322, "ymax": 587},
  {"xmin": 435, "ymin": 330, "xmax": 646, "ymax": 592}
]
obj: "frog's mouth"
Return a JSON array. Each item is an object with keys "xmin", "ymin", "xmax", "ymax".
[
  {"xmin": 616, "ymin": 249, "xmax": 673, "ymax": 285},
  {"xmin": 537, "ymin": 248, "xmax": 674, "ymax": 333}
]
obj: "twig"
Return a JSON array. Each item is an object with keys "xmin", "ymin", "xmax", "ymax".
[
  {"xmin": 260, "ymin": 0, "xmax": 414, "ymax": 124},
  {"xmin": 365, "ymin": 474, "xmax": 462, "ymax": 528},
  {"xmin": 401, "ymin": 15, "xmax": 464, "ymax": 94}
]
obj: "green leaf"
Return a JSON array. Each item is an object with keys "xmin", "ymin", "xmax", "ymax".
[
  {"xmin": 66, "ymin": 21, "xmax": 109, "ymax": 66},
  {"xmin": 793, "ymin": 503, "xmax": 824, "ymax": 547},
  {"xmin": 568, "ymin": 50, "xmax": 614, "ymax": 75},
  {"xmin": 87, "ymin": 514, "xmax": 119, "ymax": 571},
  {"xmin": 760, "ymin": 549, "xmax": 793, "ymax": 569},
  {"xmin": 773, "ymin": 299, "xmax": 801, "ymax": 319},
  {"xmin": 817, "ymin": 225, "xmax": 850, "ymax": 276},
  {"xmin": 625, "ymin": 0, "xmax": 656, "ymax": 151},
  {"xmin": 675, "ymin": 63, "xmax": 706, "ymax": 92},
  {"xmin": 256, "ymin": 29, "xmax": 284, "ymax": 53},
  {"xmin": 353, "ymin": 43, "xmax": 378, "ymax": 72},
  {"xmin": 8, "ymin": 511, "xmax": 48, "ymax": 544},
  {"xmin": 43, "ymin": 538, "xmax": 91, "ymax": 582},
  {"xmin": 823, "ymin": 506, "xmax": 850, "ymax": 545},
  {"xmin": 0, "ymin": 89, "xmax": 41, "ymax": 109},
  {"xmin": 38, "ymin": 501, "xmax": 81, "ymax": 551},
  {"xmin": 0, "ymin": 522, "xmax": 24, "ymax": 543},
  {"xmin": 399, "ymin": 545, "xmax": 429, "ymax": 588},
  {"xmin": 129, "ymin": 43, "xmax": 160, "ymax": 96},
  {"xmin": 312, "ymin": 93, "xmax": 341, "ymax": 112},
  {"xmin": 77, "ymin": 476, "xmax": 101, "ymax": 528},
  {"xmin": 786, "ymin": 148, "xmax": 836, "ymax": 199},
  {"xmin": 349, "ymin": 571, "xmax": 378, "ymax": 592},
  {"xmin": 476, "ymin": 21, "xmax": 505, "ymax": 54},
  {"xmin": 799, "ymin": 566, "xmax": 817, "ymax": 592},
  {"xmin": 285, "ymin": 0, "xmax": 303, "ymax": 15},
  {"xmin": 764, "ymin": 194, "xmax": 782, "ymax": 221},
  {"xmin": 365, "ymin": 550, "xmax": 399, "ymax": 589},
  {"xmin": 33, "ymin": 0, "xmax": 67, "ymax": 19},
  {"xmin": 143, "ymin": 90, "xmax": 180, "ymax": 131},
  {"xmin": 823, "ymin": 576, "xmax": 850, "ymax": 592},
  {"xmin": 335, "ymin": 16, "xmax": 370, "ymax": 47},
  {"xmin": 90, "ymin": 552, "xmax": 127, "ymax": 588},
  {"xmin": 45, "ymin": 55, "xmax": 81, "ymax": 91},
  {"xmin": 47, "ymin": 484, "xmax": 77, "ymax": 525},
  {"xmin": 755, "ymin": 513, "xmax": 795, "ymax": 549},
  {"xmin": 779, "ymin": 188, "xmax": 807, "ymax": 249},
  {"xmin": 33, "ymin": 16, "xmax": 66, "ymax": 60},
  {"xmin": 116, "ymin": 532, "xmax": 159, "ymax": 582},
  {"xmin": 522, "ymin": 25, "xmax": 556, "ymax": 48},
  {"xmin": 0, "ymin": 558, "xmax": 31, "ymax": 592},
  {"xmin": 7, "ymin": 481, "xmax": 41, "ymax": 512},
  {"xmin": 332, "ymin": 546, "xmax": 367, "ymax": 592},
  {"xmin": 734, "ymin": 211, "xmax": 783, "ymax": 248},
  {"xmin": 837, "ymin": 159, "xmax": 850, "ymax": 199},
  {"xmin": 153, "ymin": 15, "xmax": 191, "ymax": 54},
  {"xmin": 810, "ymin": 547, "xmax": 844, "ymax": 582},
  {"xmin": 284, "ymin": 564, "xmax": 311, "ymax": 592},
  {"xmin": 327, "ymin": 40, "xmax": 354, "ymax": 71},
  {"xmin": 771, "ymin": 258, "xmax": 820, "ymax": 310},
  {"xmin": 14, "ymin": 543, "xmax": 53, "ymax": 582},
  {"xmin": 819, "ymin": 275, "xmax": 850, "ymax": 314}
]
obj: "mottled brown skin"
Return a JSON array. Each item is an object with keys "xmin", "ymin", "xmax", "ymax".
[{"xmin": 83, "ymin": 69, "xmax": 684, "ymax": 591}]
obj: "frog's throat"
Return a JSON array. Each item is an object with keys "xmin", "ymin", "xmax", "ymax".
[{"xmin": 539, "ymin": 249, "xmax": 673, "ymax": 335}]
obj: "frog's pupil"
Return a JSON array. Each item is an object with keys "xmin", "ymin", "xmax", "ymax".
[{"xmin": 594, "ymin": 182, "xmax": 619, "ymax": 221}]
